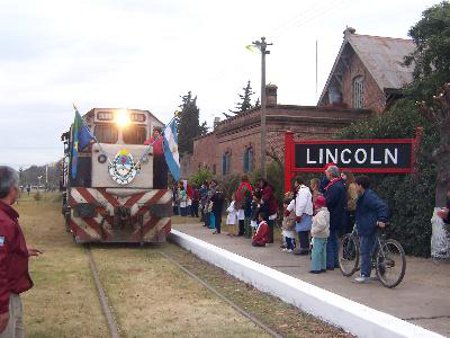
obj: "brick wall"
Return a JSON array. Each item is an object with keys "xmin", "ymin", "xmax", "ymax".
[
  {"xmin": 188, "ymin": 106, "xmax": 371, "ymax": 179},
  {"xmin": 342, "ymin": 52, "xmax": 386, "ymax": 113}
]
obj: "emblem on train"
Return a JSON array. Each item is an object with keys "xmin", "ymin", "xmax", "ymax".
[{"xmin": 108, "ymin": 149, "xmax": 138, "ymax": 185}]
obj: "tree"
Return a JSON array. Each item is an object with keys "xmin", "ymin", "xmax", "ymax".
[
  {"xmin": 226, "ymin": 80, "xmax": 255, "ymax": 117},
  {"xmin": 404, "ymin": 1, "xmax": 450, "ymax": 100},
  {"xmin": 404, "ymin": 2, "xmax": 450, "ymax": 205},
  {"xmin": 178, "ymin": 91, "xmax": 208, "ymax": 154},
  {"xmin": 418, "ymin": 84, "xmax": 450, "ymax": 206},
  {"xmin": 199, "ymin": 121, "xmax": 209, "ymax": 136}
]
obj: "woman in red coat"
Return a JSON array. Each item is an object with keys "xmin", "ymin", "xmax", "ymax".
[
  {"xmin": 252, "ymin": 212, "xmax": 269, "ymax": 247},
  {"xmin": 258, "ymin": 178, "xmax": 278, "ymax": 243}
]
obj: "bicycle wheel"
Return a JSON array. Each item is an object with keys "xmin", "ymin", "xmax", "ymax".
[
  {"xmin": 376, "ymin": 239, "xmax": 406, "ymax": 288},
  {"xmin": 338, "ymin": 233, "xmax": 359, "ymax": 276}
]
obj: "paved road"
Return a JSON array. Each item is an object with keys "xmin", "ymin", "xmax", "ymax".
[{"xmin": 173, "ymin": 221, "xmax": 450, "ymax": 337}]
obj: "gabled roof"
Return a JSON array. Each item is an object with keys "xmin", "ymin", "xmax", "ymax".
[{"xmin": 318, "ymin": 30, "xmax": 416, "ymax": 105}]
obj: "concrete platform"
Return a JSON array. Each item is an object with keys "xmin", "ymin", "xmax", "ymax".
[{"xmin": 172, "ymin": 221, "xmax": 450, "ymax": 337}]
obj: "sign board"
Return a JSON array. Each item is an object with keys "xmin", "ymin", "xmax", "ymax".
[{"xmin": 284, "ymin": 129, "xmax": 423, "ymax": 192}]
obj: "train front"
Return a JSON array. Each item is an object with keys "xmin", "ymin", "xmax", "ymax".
[{"xmin": 62, "ymin": 108, "xmax": 172, "ymax": 244}]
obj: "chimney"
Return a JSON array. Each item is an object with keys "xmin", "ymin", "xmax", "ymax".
[
  {"xmin": 343, "ymin": 27, "xmax": 356, "ymax": 39},
  {"xmin": 265, "ymin": 84, "xmax": 278, "ymax": 107},
  {"xmin": 213, "ymin": 116, "xmax": 221, "ymax": 129}
]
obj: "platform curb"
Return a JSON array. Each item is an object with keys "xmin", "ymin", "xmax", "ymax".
[{"xmin": 170, "ymin": 229, "xmax": 444, "ymax": 338}]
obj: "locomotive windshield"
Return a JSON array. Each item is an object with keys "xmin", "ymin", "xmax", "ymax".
[
  {"xmin": 94, "ymin": 124, "xmax": 119, "ymax": 143},
  {"xmin": 123, "ymin": 125, "xmax": 147, "ymax": 144}
]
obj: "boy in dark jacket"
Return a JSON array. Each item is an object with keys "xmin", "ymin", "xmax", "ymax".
[
  {"xmin": 211, "ymin": 185, "xmax": 225, "ymax": 234},
  {"xmin": 354, "ymin": 175, "xmax": 389, "ymax": 283}
]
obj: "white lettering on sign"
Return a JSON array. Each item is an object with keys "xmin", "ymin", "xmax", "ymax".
[
  {"xmin": 325, "ymin": 149, "xmax": 338, "ymax": 164},
  {"xmin": 340, "ymin": 148, "xmax": 351, "ymax": 164},
  {"xmin": 306, "ymin": 149, "xmax": 317, "ymax": 164},
  {"xmin": 354, "ymin": 149, "xmax": 367, "ymax": 164},
  {"xmin": 385, "ymin": 149, "xmax": 398, "ymax": 164},
  {"xmin": 370, "ymin": 148, "xmax": 382, "ymax": 164},
  {"xmin": 300, "ymin": 146, "xmax": 404, "ymax": 167}
]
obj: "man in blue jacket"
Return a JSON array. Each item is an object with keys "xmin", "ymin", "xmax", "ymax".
[
  {"xmin": 354, "ymin": 175, "xmax": 389, "ymax": 283},
  {"xmin": 324, "ymin": 165, "xmax": 347, "ymax": 270}
]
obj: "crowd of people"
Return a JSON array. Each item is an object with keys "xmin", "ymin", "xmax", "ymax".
[{"xmin": 172, "ymin": 164, "xmax": 450, "ymax": 283}]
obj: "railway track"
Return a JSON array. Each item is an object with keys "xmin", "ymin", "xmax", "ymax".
[{"xmin": 85, "ymin": 245, "xmax": 283, "ymax": 338}]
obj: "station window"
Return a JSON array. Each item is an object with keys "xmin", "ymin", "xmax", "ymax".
[
  {"xmin": 123, "ymin": 125, "xmax": 147, "ymax": 144},
  {"xmin": 94, "ymin": 124, "xmax": 118, "ymax": 143},
  {"xmin": 222, "ymin": 151, "xmax": 231, "ymax": 176},
  {"xmin": 243, "ymin": 147, "xmax": 253, "ymax": 173},
  {"xmin": 352, "ymin": 76, "xmax": 364, "ymax": 109}
]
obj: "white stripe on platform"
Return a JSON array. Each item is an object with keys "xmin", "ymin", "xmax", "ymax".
[{"xmin": 170, "ymin": 230, "xmax": 445, "ymax": 338}]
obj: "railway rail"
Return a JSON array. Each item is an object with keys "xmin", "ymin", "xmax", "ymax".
[{"xmin": 85, "ymin": 245, "xmax": 283, "ymax": 338}]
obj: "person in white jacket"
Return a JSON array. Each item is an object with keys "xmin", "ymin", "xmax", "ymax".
[
  {"xmin": 293, "ymin": 177, "xmax": 314, "ymax": 255},
  {"xmin": 310, "ymin": 196, "xmax": 330, "ymax": 273},
  {"xmin": 226, "ymin": 198, "xmax": 238, "ymax": 234}
]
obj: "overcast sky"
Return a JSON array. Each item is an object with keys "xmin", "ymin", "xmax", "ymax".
[{"xmin": 0, "ymin": 0, "xmax": 441, "ymax": 169}]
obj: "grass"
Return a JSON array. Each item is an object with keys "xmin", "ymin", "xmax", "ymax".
[
  {"xmin": 16, "ymin": 192, "xmax": 108, "ymax": 338},
  {"xmin": 92, "ymin": 246, "xmax": 268, "ymax": 337},
  {"xmin": 162, "ymin": 245, "xmax": 353, "ymax": 338},
  {"xmin": 13, "ymin": 193, "xmax": 351, "ymax": 338}
]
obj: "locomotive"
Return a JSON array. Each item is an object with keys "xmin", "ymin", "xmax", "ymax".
[{"xmin": 60, "ymin": 108, "xmax": 172, "ymax": 244}]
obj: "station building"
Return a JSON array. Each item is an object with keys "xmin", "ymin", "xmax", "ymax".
[{"xmin": 182, "ymin": 28, "xmax": 415, "ymax": 178}]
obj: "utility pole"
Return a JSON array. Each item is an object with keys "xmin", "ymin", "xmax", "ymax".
[{"xmin": 252, "ymin": 37, "xmax": 272, "ymax": 179}]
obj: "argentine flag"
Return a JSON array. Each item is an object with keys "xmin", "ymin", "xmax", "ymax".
[{"xmin": 163, "ymin": 119, "xmax": 180, "ymax": 181}]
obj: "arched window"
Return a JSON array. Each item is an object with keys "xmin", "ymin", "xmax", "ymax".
[
  {"xmin": 222, "ymin": 151, "xmax": 231, "ymax": 176},
  {"xmin": 243, "ymin": 147, "xmax": 254, "ymax": 173},
  {"xmin": 352, "ymin": 76, "xmax": 364, "ymax": 109}
]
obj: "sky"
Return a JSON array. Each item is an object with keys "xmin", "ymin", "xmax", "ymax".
[{"xmin": 0, "ymin": 0, "xmax": 442, "ymax": 169}]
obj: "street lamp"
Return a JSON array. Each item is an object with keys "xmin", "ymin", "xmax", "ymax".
[{"xmin": 252, "ymin": 37, "xmax": 272, "ymax": 179}]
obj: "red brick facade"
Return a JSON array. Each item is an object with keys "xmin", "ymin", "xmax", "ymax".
[
  {"xmin": 185, "ymin": 105, "xmax": 371, "ymax": 178},
  {"xmin": 318, "ymin": 29, "xmax": 414, "ymax": 114},
  {"xmin": 341, "ymin": 52, "xmax": 386, "ymax": 113}
]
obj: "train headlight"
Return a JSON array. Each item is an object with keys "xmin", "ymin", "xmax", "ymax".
[{"xmin": 115, "ymin": 109, "xmax": 130, "ymax": 127}]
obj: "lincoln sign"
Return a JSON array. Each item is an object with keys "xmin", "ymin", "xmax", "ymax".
[{"xmin": 284, "ymin": 129, "xmax": 423, "ymax": 192}]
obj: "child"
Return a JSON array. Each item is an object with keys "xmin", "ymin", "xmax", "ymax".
[
  {"xmin": 207, "ymin": 200, "xmax": 216, "ymax": 234},
  {"xmin": 179, "ymin": 186, "xmax": 188, "ymax": 216},
  {"xmin": 250, "ymin": 192, "xmax": 261, "ymax": 231},
  {"xmin": 310, "ymin": 178, "xmax": 323, "ymax": 213},
  {"xmin": 282, "ymin": 196, "xmax": 297, "ymax": 253},
  {"xmin": 310, "ymin": 196, "xmax": 330, "ymax": 274},
  {"xmin": 226, "ymin": 195, "xmax": 238, "ymax": 235},
  {"xmin": 252, "ymin": 211, "xmax": 269, "ymax": 247}
]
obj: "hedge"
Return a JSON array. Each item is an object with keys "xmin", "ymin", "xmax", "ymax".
[{"xmin": 336, "ymin": 100, "xmax": 438, "ymax": 257}]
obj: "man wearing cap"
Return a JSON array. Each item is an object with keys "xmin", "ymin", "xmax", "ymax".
[
  {"xmin": 323, "ymin": 165, "xmax": 346, "ymax": 270},
  {"xmin": 0, "ymin": 166, "xmax": 42, "ymax": 338}
]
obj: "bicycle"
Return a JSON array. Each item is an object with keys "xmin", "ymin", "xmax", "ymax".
[{"xmin": 338, "ymin": 225, "xmax": 406, "ymax": 288}]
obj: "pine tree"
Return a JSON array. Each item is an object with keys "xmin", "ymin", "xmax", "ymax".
[
  {"xmin": 228, "ymin": 81, "xmax": 255, "ymax": 116},
  {"xmin": 178, "ymin": 91, "xmax": 208, "ymax": 154}
]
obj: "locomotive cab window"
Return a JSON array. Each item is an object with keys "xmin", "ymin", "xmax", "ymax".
[
  {"xmin": 94, "ymin": 124, "xmax": 118, "ymax": 143},
  {"xmin": 123, "ymin": 125, "xmax": 147, "ymax": 144}
]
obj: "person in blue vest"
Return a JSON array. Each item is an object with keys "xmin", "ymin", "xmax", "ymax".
[{"xmin": 354, "ymin": 175, "xmax": 389, "ymax": 283}]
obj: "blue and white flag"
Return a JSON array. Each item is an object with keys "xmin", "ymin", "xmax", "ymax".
[{"xmin": 162, "ymin": 118, "xmax": 180, "ymax": 181}]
